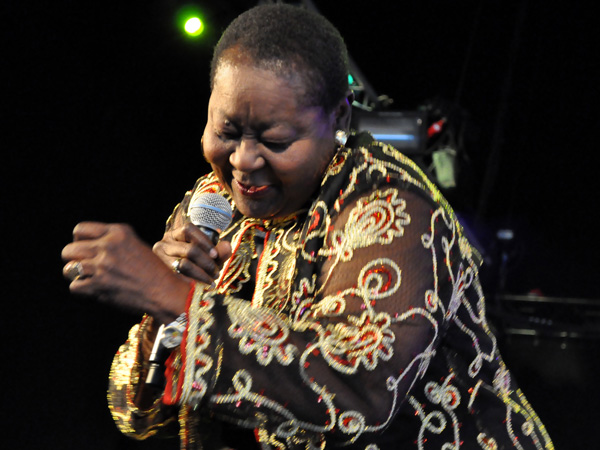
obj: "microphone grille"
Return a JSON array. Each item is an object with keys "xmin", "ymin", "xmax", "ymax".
[{"xmin": 188, "ymin": 193, "xmax": 233, "ymax": 232}]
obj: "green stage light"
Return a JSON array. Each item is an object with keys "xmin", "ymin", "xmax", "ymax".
[
  {"xmin": 176, "ymin": 5, "xmax": 205, "ymax": 38},
  {"xmin": 184, "ymin": 17, "xmax": 204, "ymax": 36}
]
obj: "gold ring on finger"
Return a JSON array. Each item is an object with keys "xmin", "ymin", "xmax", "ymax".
[
  {"xmin": 65, "ymin": 261, "xmax": 84, "ymax": 281},
  {"xmin": 172, "ymin": 258, "xmax": 182, "ymax": 274}
]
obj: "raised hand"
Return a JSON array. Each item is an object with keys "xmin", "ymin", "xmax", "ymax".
[{"xmin": 62, "ymin": 222, "xmax": 190, "ymax": 324}]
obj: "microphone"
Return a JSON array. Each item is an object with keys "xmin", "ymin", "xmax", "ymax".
[
  {"xmin": 145, "ymin": 193, "xmax": 232, "ymax": 388},
  {"xmin": 145, "ymin": 316, "xmax": 189, "ymax": 387},
  {"xmin": 188, "ymin": 193, "xmax": 233, "ymax": 244},
  {"xmin": 145, "ymin": 324, "xmax": 167, "ymax": 388}
]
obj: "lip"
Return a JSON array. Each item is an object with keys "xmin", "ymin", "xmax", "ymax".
[{"xmin": 233, "ymin": 179, "xmax": 273, "ymax": 198}]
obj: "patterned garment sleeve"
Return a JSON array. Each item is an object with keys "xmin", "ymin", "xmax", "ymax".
[
  {"xmin": 172, "ymin": 183, "xmax": 466, "ymax": 448},
  {"xmin": 107, "ymin": 315, "xmax": 179, "ymax": 439}
]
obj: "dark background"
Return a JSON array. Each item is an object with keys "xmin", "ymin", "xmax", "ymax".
[{"xmin": 2, "ymin": 0, "xmax": 598, "ymax": 448}]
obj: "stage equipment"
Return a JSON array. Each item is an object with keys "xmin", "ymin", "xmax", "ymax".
[
  {"xmin": 351, "ymin": 109, "xmax": 426, "ymax": 155},
  {"xmin": 494, "ymin": 294, "xmax": 600, "ymax": 342}
]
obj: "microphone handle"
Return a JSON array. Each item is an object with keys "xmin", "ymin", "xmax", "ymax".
[
  {"xmin": 198, "ymin": 226, "xmax": 219, "ymax": 245},
  {"xmin": 145, "ymin": 325, "xmax": 168, "ymax": 387}
]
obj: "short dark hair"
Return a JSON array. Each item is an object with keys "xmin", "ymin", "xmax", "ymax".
[{"xmin": 210, "ymin": 3, "xmax": 350, "ymax": 112}]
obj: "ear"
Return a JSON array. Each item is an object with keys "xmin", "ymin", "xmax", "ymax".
[{"xmin": 334, "ymin": 90, "xmax": 354, "ymax": 131}]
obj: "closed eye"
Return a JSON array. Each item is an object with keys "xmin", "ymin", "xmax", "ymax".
[
  {"xmin": 261, "ymin": 140, "xmax": 290, "ymax": 151},
  {"xmin": 216, "ymin": 130, "xmax": 241, "ymax": 141}
]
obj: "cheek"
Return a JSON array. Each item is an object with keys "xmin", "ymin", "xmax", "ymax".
[
  {"xmin": 280, "ymin": 143, "xmax": 332, "ymax": 189},
  {"xmin": 202, "ymin": 133, "xmax": 233, "ymax": 191},
  {"xmin": 202, "ymin": 133, "xmax": 231, "ymax": 166}
]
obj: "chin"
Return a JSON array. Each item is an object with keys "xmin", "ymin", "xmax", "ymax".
[{"xmin": 234, "ymin": 199, "xmax": 281, "ymax": 220}]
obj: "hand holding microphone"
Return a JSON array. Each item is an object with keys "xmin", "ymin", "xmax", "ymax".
[
  {"xmin": 153, "ymin": 193, "xmax": 233, "ymax": 285},
  {"xmin": 146, "ymin": 193, "xmax": 233, "ymax": 387},
  {"xmin": 62, "ymin": 193, "xmax": 233, "ymax": 387},
  {"xmin": 62, "ymin": 193, "xmax": 232, "ymax": 319}
]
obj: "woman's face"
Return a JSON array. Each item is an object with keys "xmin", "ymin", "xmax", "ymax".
[{"xmin": 202, "ymin": 56, "xmax": 348, "ymax": 219}]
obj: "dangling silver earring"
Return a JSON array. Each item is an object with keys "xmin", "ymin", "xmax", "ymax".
[{"xmin": 335, "ymin": 129, "xmax": 348, "ymax": 146}]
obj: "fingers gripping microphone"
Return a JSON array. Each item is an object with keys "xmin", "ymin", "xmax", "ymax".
[
  {"xmin": 146, "ymin": 193, "xmax": 232, "ymax": 388},
  {"xmin": 188, "ymin": 193, "xmax": 233, "ymax": 244}
]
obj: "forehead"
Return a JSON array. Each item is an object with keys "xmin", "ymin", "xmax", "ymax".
[
  {"xmin": 213, "ymin": 48, "xmax": 313, "ymax": 106},
  {"xmin": 210, "ymin": 61, "xmax": 313, "ymax": 121}
]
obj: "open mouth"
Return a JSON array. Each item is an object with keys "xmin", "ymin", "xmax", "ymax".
[{"xmin": 234, "ymin": 179, "xmax": 271, "ymax": 196}]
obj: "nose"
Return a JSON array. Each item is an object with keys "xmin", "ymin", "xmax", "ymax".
[{"xmin": 229, "ymin": 138, "xmax": 265, "ymax": 172}]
